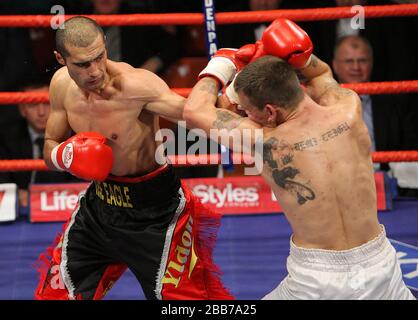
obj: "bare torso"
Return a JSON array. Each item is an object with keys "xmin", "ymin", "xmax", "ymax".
[
  {"xmin": 57, "ymin": 61, "xmax": 169, "ymax": 176},
  {"xmin": 262, "ymin": 96, "xmax": 381, "ymax": 250}
]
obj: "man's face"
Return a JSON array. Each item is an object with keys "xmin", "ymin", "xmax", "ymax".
[
  {"xmin": 92, "ymin": 0, "xmax": 121, "ymax": 14},
  {"xmin": 238, "ymin": 92, "xmax": 275, "ymax": 127},
  {"xmin": 333, "ymin": 38, "xmax": 373, "ymax": 83},
  {"xmin": 19, "ymin": 86, "xmax": 50, "ymax": 133},
  {"xmin": 55, "ymin": 34, "xmax": 107, "ymax": 92}
]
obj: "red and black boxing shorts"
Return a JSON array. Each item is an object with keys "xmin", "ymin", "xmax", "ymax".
[{"xmin": 35, "ymin": 164, "xmax": 234, "ymax": 300}]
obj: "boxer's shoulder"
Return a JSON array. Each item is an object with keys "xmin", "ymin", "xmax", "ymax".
[
  {"xmin": 49, "ymin": 66, "xmax": 73, "ymax": 104},
  {"xmin": 107, "ymin": 59, "xmax": 135, "ymax": 74},
  {"xmin": 51, "ymin": 66, "xmax": 70, "ymax": 86},
  {"xmin": 114, "ymin": 67, "xmax": 167, "ymax": 100}
]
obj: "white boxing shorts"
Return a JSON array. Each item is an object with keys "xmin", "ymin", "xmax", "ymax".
[{"xmin": 263, "ymin": 225, "xmax": 416, "ymax": 300}]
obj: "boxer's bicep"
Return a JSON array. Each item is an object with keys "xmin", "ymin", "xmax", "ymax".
[
  {"xmin": 130, "ymin": 70, "xmax": 186, "ymax": 121},
  {"xmin": 146, "ymin": 89, "xmax": 186, "ymax": 122},
  {"xmin": 301, "ymin": 55, "xmax": 359, "ymax": 106},
  {"xmin": 183, "ymin": 77, "xmax": 223, "ymax": 133}
]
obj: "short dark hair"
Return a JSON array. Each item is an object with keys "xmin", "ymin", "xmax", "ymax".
[
  {"xmin": 56, "ymin": 16, "xmax": 105, "ymax": 57},
  {"xmin": 234, "ymin": 55, "xmax": 304, "ymax": 110}
]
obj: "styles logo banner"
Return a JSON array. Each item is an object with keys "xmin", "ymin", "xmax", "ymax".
[{"xmin": 29, "ymin": 172, "xmax": 390, "ymax": 222}]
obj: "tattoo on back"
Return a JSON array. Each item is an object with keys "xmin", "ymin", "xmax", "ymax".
[
  {"xmin": 263, "ymin": 137, "xmax": 315, "ymax": 205},
  {"xmin": 293, "ymin": 122, "xmax": 350, "ymax": 151},
  {"xmin": 261, "ymin": 122, "xmax": 351, "ymax": 205}
]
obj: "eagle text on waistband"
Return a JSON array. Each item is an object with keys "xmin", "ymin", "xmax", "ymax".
[{"xmin": 94, "ymin": 182, "xmax": 133, "ymax": 208}]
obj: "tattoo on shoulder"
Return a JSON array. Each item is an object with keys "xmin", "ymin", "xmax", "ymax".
[
  {"xmin": 263, "ymin": 137, "xmax": 315, "ymax": 205},
  {"xmin": 213, "ymin": 110, "xmax": 244, "ymax": 131}
]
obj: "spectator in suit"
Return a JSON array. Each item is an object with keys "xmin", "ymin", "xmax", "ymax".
[
  {"xmin": 333, "ymin": 35, "xmax": 418, "ymax": 196},
  {"xmin": 0, "ymin": 80, "xmax": 78, "ymax": 208},
  {"xmin": 300, "ymin": 0, "xmax": 416, "ymax": 82},
  {"xmin": 333, "ymin": 35, "xmax": 417, "ymax": 152}
]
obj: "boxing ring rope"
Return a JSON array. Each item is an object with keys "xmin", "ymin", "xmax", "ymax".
[
  {"xmin": 1, "ymin": 151, "xmax": 418, "ymax": 173},
  {"xmin": 1, "ymin": 4, "xmax": 418, "ymax": 27},
  {"xmin": 0, "ymin": 3, "xmax": 416, "ymax": 173},
  {"xmin": 1, "ymin": 80, "xmax": 418, "ymax": 104}
]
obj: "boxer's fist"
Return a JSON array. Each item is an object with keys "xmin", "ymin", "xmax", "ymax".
[
  {"xmin": 262, "ymin": 19, "xmax": 313, "ymax": 68},
  {"xmin": 51, "ymin": 132, "xmax": 113, "ymax": 181},
  {"xmin": 236, "ymin": 19, "xmax": 313, "ymax": 69},
  {"xmin": 198, "ymin": 48, "xmax": 248, "ymax": 87},
  {"xmin": 236, "ymin": 41, "xmax": 266, "ymax": 64}
]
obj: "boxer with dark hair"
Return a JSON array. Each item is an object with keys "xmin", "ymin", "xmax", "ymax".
[
  {"xmin": 184, "ymin": 19, "xmax": 415, "ymax": 300},
  {"xmin": 35, "ymin": 16, "xmax": 233, "ymax": 300}
]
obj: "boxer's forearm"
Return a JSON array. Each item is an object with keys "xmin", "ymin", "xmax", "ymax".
[
  {"xmin": 298, "ymin": 55, "xmax": 333, "ymax": 83},
  {"xmin": 183, "ymin": 77, "xmax": 220, "ymax": 130},
  {"xmin": 297, "ymin": 54, "xmax": 340, "ymax": 103},
  {"xmin": 43, "ymin": 139, "xmax": 61, "ymax": 171}
]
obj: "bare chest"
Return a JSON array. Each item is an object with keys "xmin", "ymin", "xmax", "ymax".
[{"xmin": 64, "ymin": 94, "xmax": 143, "ymax": 141}]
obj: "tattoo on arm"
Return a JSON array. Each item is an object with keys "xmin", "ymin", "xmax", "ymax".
[
  {"xmin": 263, "ymin": 137, "xmax": 315, "ymax": 205},
  {"xmin": 197, "ymin": 80, "xmax": 219, "ymax": 95},
  {"xmin": 309, "ymin": 55, "xmax": 318, "ymax": 68},
  {"xmin": 213, "ymin": 110, "xmax": 244, "ymax": 131}
]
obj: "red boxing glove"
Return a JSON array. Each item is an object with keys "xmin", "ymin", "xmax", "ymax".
[
  {"xmin": 236, "ymin": 41, "xmax": 266, "ymax": 64},
  {"xmin": 236, "ymin": 19, "xmax": 313, "ymax": 69},
  {"xmin": 198, "ymin": 48, "xmax": 248, "ymax": 87},
  {"xmin": 50, "ymin": 132, "xmax": 113, "ymax": 182}
]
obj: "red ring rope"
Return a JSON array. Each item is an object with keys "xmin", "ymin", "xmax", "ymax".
[
  {"xmin": 1, "ymin": 4, "xmax": 418, "ymax": 27},
  {"xmin": 1, "ymin": 80, "xmax": 418, "ymax": 104},
  {"xmin": 0, "ymin": 4, "xmax": 415, "ymax": 173},
  {"xmin": 0, "ymin": 151, "xmax": 417, "ymax": 172}
]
